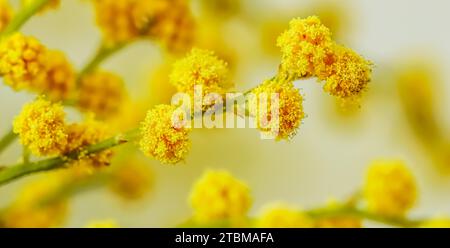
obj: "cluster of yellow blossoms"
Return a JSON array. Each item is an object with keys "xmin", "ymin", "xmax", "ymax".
[
  {"xmin": 187, "ymin": 170, "xmax": 361, "ymax": 228},
  {"xmin": 13, "ymin": 98, "xmax": 112, "ymax": 167},
  {"xmin": 277, "ymin": 16, "xmax": 372, "ymax": 100},
  {"xmin": 93, "ymin": 0, "xmax": 195, "ymax": 53},
  {"xmin": 185, "ymin": 160, "xmax": 428, "ymax": 228},
  {"xmin": 0, "ymin": 33, "xmax": 76, "ymax": 101},
  {"xmin": 0, "ymin": 33, "xmax": 126, "ymax": 118},
  {"xmin": 136, "ymin": 15, "xmax": 373, "ymax": 163}
]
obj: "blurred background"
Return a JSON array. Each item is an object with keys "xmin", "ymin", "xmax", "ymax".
[{"xmin": 0, "ymin": 0, "xmax": 450, "ymax": 227}]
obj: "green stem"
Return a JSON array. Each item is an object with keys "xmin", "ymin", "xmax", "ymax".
[
  {"xmin": 77, "ymin": 41, "xmax": 130, "ymax": 83},
  {"xmin": 0, "ymin": 0, "xmax": 51, "ymax": 38},
  {"xmin": 306, "ymin": 206, "xmax": 425, "ymax": 228},
  {"xmin": 22, "ymin": 146, "xmax": 30, "ymax": 164},
  {"xmin": 0, "ymin": 129, "xmax": 17, "ymax": 154},
  {"xmin": 0, "ymin": 128, "xmax": 139, "ymax": 187}
]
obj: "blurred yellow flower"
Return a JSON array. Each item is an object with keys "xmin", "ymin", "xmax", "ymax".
[
  {"xmin": 0, "ymin": 0, "xmax": 12, "ymax": 32},
  {"xmin": 0, "ymin": 33, "xmax": 75, "ymax": 100},
  {"xmin": 170, "ymin": 48, "xmax": 232, "ymax": 100},
  {"xmin": 78, "ymin": 70, "xmax": 126, "ymax": 119},
  {"xmin": 85, "ymin": 219, "xmax": 119, "ymax": 228},
  {"xmin": 109, "ymin": 159, "xmax": 154, "ymax": 201},
  {"xmin": 35, "ymin": 50, "xmax": 76, "ymax": 101},
  {"xmin": 93, "ymin": 0, "xmax": 194, "ymax": 52},
  {"xmin": 189, "ymin": 170, "xmax": 252, "ymax": 223},
  {"xmin": 146, "ymin": 0, "xmax": 195, "ymax": 54},
  {"xmin": 0, "ymin": 33, "xmax": 47, "ymax": 90},
  {"xmin": 396, "ymin": 60, "xmax": 440, "ymax": 142},
  {"xmin": 364, "ymin": 160, "xmax": 417, "ymax": 217},
  {"xmin": 139, "ymin": 104, "xmax": 191, "ymax": 164},
  {"xmin": 248, "ymin": 78, "xmax": 305, "ymax": 140},
  {"xmin": 256, "ymin": 203, "xmax": 314, "ymax": 228},
  {"xmin": 2, "ymin": 173, "xmax": 68, "ymax": 228},
  {"xmin": 13, "ymin": 98, "xmax": 68, "ymax": 156}
]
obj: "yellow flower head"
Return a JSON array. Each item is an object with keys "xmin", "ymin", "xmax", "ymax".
[
  {"xmin": 85, "ymin": 219, "xmax": 119, "ymax": 228},
  {"xmin": 0, "ymin": 33, "xmax": 76, "ymax": 100},
  {"xmin": 277, "ymin": 16, "xmax": 372, "ymax": 99},
  {"xmin": 78, "ymin": 70, "xmax": 126, "ymax": 119},
  {"xmin": 318, "ymin": 45, "xmax": 372, "ymax": 99},
  {"xmin": 146, "ymin": 0, "xmax": 195, "ymax": 54},
  {"xmin": 170, "ymin": 48, "xmax": 231, "ymax": 99},
  {"xmin": 189, "ymin": 170, "xmax": 252, "ymax": 223},
  {"xmin": 0, "ymin": 33, "xmax": 47, "ymax": 90},
  {"xmin": 256, "ymin": 203, "xmax": 313, "ymax": 228},
  {"xmin": 109, "ymin": 159, "xmax": 154, "ymax": 200},
  {"xmin": 34, "ymin": 50, "xmax": 76, "ymax": 101},
  {"xmin": 139, "ymin": 104, "xmax": 191, "ymax": 164},
  {"xmin": 94, "ymin": 0, "xmax": 194, "ymax": 51},
  {"xmin": 277, "ymin": 16, "xmax": 333, "ymax": 78},
  {"xmin": 65, "ymin": 116, "xmax": 113, "ymax": 170},
  {"xmin": 364, "ymin": 160, "xmax": 417, "ymax": 217},
  {"xmin": 0, "ymin": 0, "xmax": 13, "ymax": 32},
  {"xmin": 13, "ymin": 98, "xmax": 68, "ymax": 156},
  {"xmin": 248, "ymin": 78, "xmax": 305, "ymax": 140},
  {"xmin": 93, "ymin": 0, "xmax": 148, "ymax": 43},
  {"xmin": 2, "ymin": 173, "xmax": 68, "ymax": 228}
]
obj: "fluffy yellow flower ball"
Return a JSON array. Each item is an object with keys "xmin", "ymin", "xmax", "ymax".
[
  {"xmin": 34, "ymin": 50, "xmax": 76, "ymax": 101},
  {"xmin": 78, "ymin": 71, "xmax": 126, "ymax": 119},
  {"xmin": 364, "ymin": 160, "xmax": 417, "ymax": 217},
  {"xmin": 13, "ymin": 98, "xmax": 68, "ymax": 156},
  {"xmin": 277, "ymin": 16, "xmax": 372, "ymax": 99},
  {"xmin": 170, "ymin": 48, "xmax": 232, "ymax": 100},
  {"xmin": 318, "ymin": 45, "xmax": 372, "ymax": 99},
  {"xmin": 0, "ymin": 33, "xmax": 47, "ymax": 90},
  {"xmin": 189, "ymin": 170, "xmax": 252, "ymax": 223},
  {"xmin": 0, "ymin": 33, "xmax": 75, "ymax": 100},
  {"xmin": 248, "ymin": 78, "xmax": 305, "ymax": 140},
  {"xmin": 139, "ymin": 104, "xmax": 191, "ymax": 164},
  {"xmin": 2, "ymin": 173, "xmax": 68, "ymax": 228},
  {"xmin": 256, "ymin": 203, "xmax": 313, "ymax": 228},
  {"xmin": 277, "ymin": 16, "xmax": 333, "ymax": 78},
  {"xmin": 0, "ymin": 0, "xmax": 13, "ymax": 32}
]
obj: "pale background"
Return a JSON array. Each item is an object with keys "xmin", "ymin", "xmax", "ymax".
[{"xmin": 1, "ymin": 0, "xmax": 450, "ymax": 227}]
